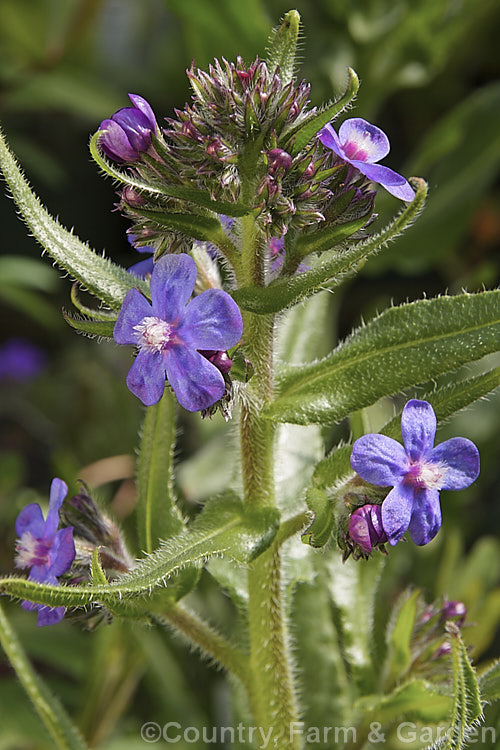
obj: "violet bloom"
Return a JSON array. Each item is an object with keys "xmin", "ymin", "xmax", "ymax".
[
  {"xmin": 318, "ymin": 118, "xmax": 415, "ymax": 201},
  {"xmin": 348, "ymin": 504, "xmax": 388, "ymax": 555},
  {"xmin": 99, "ymin": 94, "xmax": 157, "ymax": 163},
  {"xmin": 350, "ymin": 400, "xmax": 480, "ymax": 546},
  {"xmin": 15, "ymin": 478, "xmax": 75, "ymax": 626},
  {"xmin": 114, "ymin": 253, "xmax": 243, "ymax": 411}
]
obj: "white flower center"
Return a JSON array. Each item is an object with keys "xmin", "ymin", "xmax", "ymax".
[
  {"xmin": 134, "ymin": 316, "xmax": 173, "ymax": 352},
  {"xmin": 15, "ymin": 532, "xmax": 51, "ymax": 569},
  {"xmin": 407, "ymin": 461, "xmax": 447, "ymax": 490}
]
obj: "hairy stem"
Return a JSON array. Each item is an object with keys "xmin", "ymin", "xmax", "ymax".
[
  {"xmin": 0, "ymin": 602, "xmax": 88, "ymax": 750},
  {"xmin": 237, "ymin": 210, "xmax": 302, "ymax": 747},
  {"xmin": 155, "ymin": 604, "xmax": 249, "ymax": 685}
]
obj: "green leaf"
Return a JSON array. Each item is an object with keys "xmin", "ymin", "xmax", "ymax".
[
  {"xmin": 326, "ymin": 552, "xmax": 385, "ymax": 690},
  {"xmin": 264, "ymin": 290, "xmax": 500, "ymax": 424},
  {"xmin": 0, "ymin": 602, "xmax": 88, "ymax": 750},
  {"xmin": 292, "ymin": 215, "xmax": 370, "ymax": 259},
  {"xmin": 356, "ymin": 680, "xmax": 452, "ymax": 724},
  {"xmin": 90, "ymin": 549, "xmax": 108, "ymax": 586},
  {"xmin": 232, "ymin": 178, "xmax": 427, "ymax": 314},
  {"xmin": 62, "ymin": 310, "xmax": 116, "ymax": 338},
  {"xmin": 0, "ymin": 128, "xmax": 148, "ymax": 310},
  {"xmin": 89, "ymin": 132, "xmax": 251, "ymax": 217},
  {"xmin": 301, "ymin": 488, "xmax": 335, "ymax": 548},
  {"xmin": 383, "ymin": 589, "xmax": 421, "ymax": 687},
  {"xmin": 265, "ymin": 10, "xmax": 301, "ymax": 85},
  {"xmin": 283, "ymin": 68, "xmax": 360, "ymax": 156},
  {"xmin": 0, "ymin": 497, "xmax": 280, "ymax": 610},
  {"xmin": 70, "ymin": 284, "xmax": 118, "ymax": 321},
  {"xmin": 478, "ymin": 659, "xmax": 500, "ymax": 703},
  {"xmin": 429, "ymin": 623, "xmax": 483, "ymax": 750},
  {"xmin": 137, "ymin": 390, "xmax": 185, "ymax": 554}
]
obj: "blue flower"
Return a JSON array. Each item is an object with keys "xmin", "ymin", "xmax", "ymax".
[
  {"xmin": 318, "ymin": 118, "xmax": 415, "ymax": 201},
  {"xmin": 127, "ymin": 234, "xmax": 155, "ymax": 278},
  {"xmin": 350, "ymin": 400, "xmax": 480, "ymax": 546},
  {"xmin": 99, "ymin": 94, "xmax": 158, "ymax": 163},
  {"xmin": 114, "ymin": 253, "xmax": 243, "ymax": 411},
  {"xmin": 15, "ymin": 478, "xmax": 75, "ymax": 626}
]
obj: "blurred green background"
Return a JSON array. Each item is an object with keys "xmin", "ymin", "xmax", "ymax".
[{"xmin": 0, "ymin": 0, "xmax": 499, "ymax": 748}]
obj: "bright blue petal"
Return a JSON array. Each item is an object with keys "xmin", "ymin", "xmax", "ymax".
[
  {"xmin": 165, "ymin": 346, "xmax": 225, "ymax": 412},
  {"xmin": 350, "ymin": 434, "xmax": 408, "ymax": 486},
  {"xmin": 150, "ymin": 254, "xmax": 196, "ymax": 321},
  {"xmin": 338, "ymin": 118, "xmax": 390, "ymax": 162},
  {"xmin": 408, "ymin": 488, "xmax": 442, "ymax": 545},
  {"xmin": 401, "ymin": 399, "xmax": 437, "ymax": 462},
  {"xmin": 114, "ymin": 289, "xmax": 153, "ymax": 345},
  {"xmin": 381, "ymin": 482, "xmax": 415, "ymax": 545},
  {"xmin": 15, "ymin": 503, "xmax": 44, "ymax": 539},
  {"xmin": 430, "ymin": 437, "xmax": 480, "ymax": 490},
  {"xmin": 126, "ymin": 349, "xmax": 166, "ymax": 406},
  {"xmin": 178, "ymin": 289, "xmax": 243, "ymax": 350},
  {"xmin": 49, "ymin": 527, "xmax": 75, "ymax": 577},
  {"xmin": 44, "ymin": 478, "xmax": 68, "ymax": 540}
]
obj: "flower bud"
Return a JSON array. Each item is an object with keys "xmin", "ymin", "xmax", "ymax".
[
  {"xmin": 267, "ymin": 148, "xmax": 293, "ymax": 175},
  {"xmin": 442, "ymin": 600, "xmax": 467, "ymax": 626},
  {"xmin": 348, "ymin": 504, "xmax": 388, "ymax": 555},
  {"xmin": 199, "ymin": 350, "xmax": 233, "ymax": 376},
  {"xmin": 99, "ymin": 94, "xmax": 157, "ymax": 163}
]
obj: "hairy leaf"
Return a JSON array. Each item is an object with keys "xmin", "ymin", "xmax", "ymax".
[
  {"xmin": 0, "ymin": 497, "xmax": 280, "ymax": 609},
  {"xmin": 265, "ymin": 290, "xmax": 500, "ymax": 424},
  {"xmin": 0, "ymin": 128, "xmax": 148, "ymax": 310}
]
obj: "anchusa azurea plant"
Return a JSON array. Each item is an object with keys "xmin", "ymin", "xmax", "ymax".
[{"xmin": 0, "ymin": 11, "xmax": 499, "ymax": 750}]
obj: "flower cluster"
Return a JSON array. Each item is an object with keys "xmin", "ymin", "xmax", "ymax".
[
  {"xmin": 114, "ymin": 253, "xmax": 243, "ymax": 411},
  {"xmin": 350, "ymin": 400, "xmax": 480, "ymax": 546},
  {"xmin": 15, "ymin": 479, "xmax": 75, "ymax": 626}
]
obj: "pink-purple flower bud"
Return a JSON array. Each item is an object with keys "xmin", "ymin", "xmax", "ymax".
[
  {"xmin": 348, "ymin": 504, "xmax": 388, "ymax": 555},
  {"xmin": 99, "ymin": 94, "xmax": 157, "ymax": 163}
]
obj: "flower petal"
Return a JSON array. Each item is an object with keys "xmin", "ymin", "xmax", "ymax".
[
  {"xmin": 48, "ymin": 527, "xmax": 76, "ymax": 577},
  {"xmin": 429, "ymin": 437, "xmax": 480, "ymax": 490},
  {"xmin": 352, "ymin": 161, "xmax": 415, "ymax": 200},
  {"xmin": 126, "ymin": 349, "xmax": 166, "ymax": 406},
  {"xmin": 165, "ymin": 346, "xmax": 225, "ymax": 411},
  {"xmin": 44, "ymin": 478, "xmax": 68, "ymax": 540},
  {"xmin": 128, "ymin": 94, "xmax": 157, "ymax": 131},
  {"xmin": 98, "ymin": 119, "xmax": 138, "ymax": 163},
  {"xmin": 37, "ymin": 605, "xmax": 66, "ymax": 627},
  {"xmin": 111, "ymin": 107, "xmax": 155, "ymax": 151},
  {"xmin": 401, "ymin": 399, "xmax": 437, "ymax": 462},
  {"xmin": 128, "ymin": 256, "xmax": 155, "ymax": 278},
  {"xmin": 350, "ymin": 434, "xmax": 408, "ymax": 486},
  {"xmin": 113, "ymin": 289, "xmax": 153, "ymax": 345},
  {"xmin": 338, "ymin": 118, "xmax": 390, "ymax": 163},
  {"xmin": 318, "ymin": 124, "xmax": 345, "ymax": 158},
  {"xmin": 150, "ymin": 254, "xmax": 197, "ymax": 321},
  {"xmin": 381, "ymin": 482, "xmax": 415, "ymax": 545},
  {"xmin": 408, "ymin": 488, "xmax": 442, "ymax": 545},
  {"xmin": 15, "ymin": 503, "xmax": 44, "ymax": 539},
  {"xmin": 178, "ymin": 289, "xmax": 243, "ymax": 350}
]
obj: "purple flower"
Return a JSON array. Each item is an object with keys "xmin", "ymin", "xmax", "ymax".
[
  {"xmin": 348, "ymin": 504, "xmax": 388, "ymax": 555},
  {"xmin": 318, "ymin": 118, "xmax": 415, "ymax": 201},
  {"xmin": 15, "ymin": 478, "xmax": 75, "ymax": 626},
  {"xmin": 350, "ymin": 400, "xmax": 480, "ymax": 546},
  {"xmin": 0, "ymin": 338, "xmax": 46, "ymax": 381},
  {"xmin": 99, "ymin": 94, "xmax": 158, "ymax": 163},
  {"xmin": 113, "ymin": 253, "xmax": 243, "ymax": 411}
]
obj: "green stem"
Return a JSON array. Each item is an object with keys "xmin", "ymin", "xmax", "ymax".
[
  {"xmin": 155, "ymin": 604, "xmax": 250, "ymax": 685},
  {"xmin": 237, "ymin": 211, "xmax": 302, "ymax": 748},
  {"xmin": 0, "ymin": 602, "xmax": 88, "ymax": 750}
]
